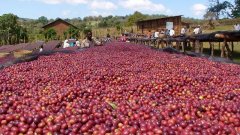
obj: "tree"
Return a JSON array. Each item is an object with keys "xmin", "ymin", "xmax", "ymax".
[
  {"xmin": 204, "ymin": 12, "xmax": 218, "ymax": 29},
  {"xmin": 98, "ymin": 20, "xmax": 108, "ymax": 28},
  {"xmin": 64, "ymin": 26, "xmax": 79, "ymax": 39},
  {"xmin": 37, "ymin": 16, "xmax": 48, "ymax": 25},
  {"xmin": 232, "ymin": 0, "xmax": 240, "ymax": 18},
  {"xmin": 44, "ymin": 28, "xmax": 57, "ymax": 40},
  {"xmin": 15, "ymin": 25, "xmax": 28, "ymax": 43},
  {"xmin": 126, "ymin": 11, "xmax": 147, "ymax": 26},
  {"xmin": 0, "ymin": 13, "xmax": 27, "ymax": 44},
  {"xmin": 116, "ymin": 24, "xmax": 123, "ymax": 34},
  {"xmin": 207, "ymin": 0, "xmax": 233, "ymax": 19}
]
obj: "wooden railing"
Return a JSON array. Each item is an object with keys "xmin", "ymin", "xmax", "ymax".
[{"xmin": 128, "ymin": 31, "xmax": 240, "ymax": 59}]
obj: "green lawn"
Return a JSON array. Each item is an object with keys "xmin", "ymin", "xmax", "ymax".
[{"xmin": 204, "ymin": 25, "xmax": 234, "ymax": 33}]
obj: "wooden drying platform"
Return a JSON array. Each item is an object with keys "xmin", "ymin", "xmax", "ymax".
[{"xmin": 128, "ymin": 31, "xmax": 240, "ymax": 59}]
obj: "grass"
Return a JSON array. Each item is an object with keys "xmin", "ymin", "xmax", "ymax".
[
  {"xmin": 204, "ymin": 25, "xmax": 234, "ymax": 33},
  {"xmin": 202, "ymin": 25, "xmax": 240, "ymax": 63},
  {"xmin": 202, "ymin": 42, "xmax": 240, "ymax": 63}
]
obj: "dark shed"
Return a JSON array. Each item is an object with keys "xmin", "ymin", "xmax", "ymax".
[
  {"xmin": 136, "ymin": 15, "xmax": 190, "ymax": 35},
  {"xmin": 42, "ymin": 18, "xmax": 78, "ymax": 39}
]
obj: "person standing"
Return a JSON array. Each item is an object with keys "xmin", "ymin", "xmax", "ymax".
[
  {"xmin": 154, "ymin": 30, "xmax": 159, "ymax": 38},
  {"xmin": 169, "ymin": 28, "xmax": 175, "ymax": 37},
  {"xmin": 193, "ymin": 25, "xmax": 202, "ymax": 35},
  {"xmin": 147, "ymin": 30, "xmax": 151, "ymax": 38},
  {"xmin": 81, "ymin": 30, "xmax": 102, "ymax": 48},
  {"xmin": 76, "ymin": 39, "xmax": 81, "ymax": 47},
  {"xmin": 180, "ymin": 27, "xmax": 186, "ymax": 36},
  {"xmin": 234, "ymin": 24, "xmax": 240, "ymax": 31}
]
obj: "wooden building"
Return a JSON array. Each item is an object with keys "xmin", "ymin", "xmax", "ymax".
[
  {"xmin": 42, "ymin": 18, "xmax": 77, "ymax": 39},
  {"xmin": 136, "ymin": 15, "xmax": 190, "ymax": 36}
]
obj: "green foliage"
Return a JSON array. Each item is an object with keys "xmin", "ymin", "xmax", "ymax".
[
  {"xmin": 232, "ymin": 0, "xmax": 240, "ymax": 18},
  {"xmin": 44, "ymin": 28, "xmax": 57, "ymax": 40},
  {"xmin": 0, "ymin": 13, "xmax": 28, "ymax": 45},
  {"xmin": 207, "ymin": 0, "xmax": 233, "ymax": 19},
  {"xmin": 83, "ymin": 27, "xmax": 92, "ymax": 35},
  {"xmin": 126, "ymin": 11, "xmax": 147, "ymax": 26},
  {"xmin": 116, "ymin": 24, "xmax": 123, "ymax": 31},
  {"xmin": 98, "ymin": 20, "xmax": 108, "ymax": 27},
  {"xmin": 37, "ymin": 16, "xmax": 48, "ymax": 25},
  {"xmin": 64, "ymin": 26, "xmax": 79, "ymax": 39}
]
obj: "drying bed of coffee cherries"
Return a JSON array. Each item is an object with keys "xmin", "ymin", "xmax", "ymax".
[{"xmin": 0, "ymin": 43, "xmax": 239, "ymax": 135}]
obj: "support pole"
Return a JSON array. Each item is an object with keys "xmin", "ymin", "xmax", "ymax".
[
  {"xmin": 176, "ymin": 41, "xmax": 180, "ymax": 50},
  {"xmin": 195, "ymin": 40, "xmax": 200, "ymax": 53},
  {"xmin": 209, "ymin": 42, "xmax": 214, "ymax": 56},
  {"xmin": 225, "ymin": 41, "xmax": 232, "ymax": 59},
  {"xmin": 221, "ymin": 42, "xmax": 225, "ymax": 58},
  {"xmin": 200, "ymin": 42, "xmax": 203, "ymax": 54}
]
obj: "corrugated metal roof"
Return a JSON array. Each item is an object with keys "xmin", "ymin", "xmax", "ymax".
[
  {"xmin": 136, "ymin": 15, "xmax": 183, "ymax": 24},
  {"xmin": 42, "ymin": 18, "xmax": 78, "ymax": 29}
]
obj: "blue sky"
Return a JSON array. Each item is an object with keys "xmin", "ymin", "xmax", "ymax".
[{"xmin": 0, "ymin": 0, "xmax": 211, "ymax": 19}]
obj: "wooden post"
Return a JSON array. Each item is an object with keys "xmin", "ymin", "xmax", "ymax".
[
  {"xmin": 192, "ymin": 40, "xmax": 195, "ymax": 52},
  {"xmin": 195, "ymin": 40, "xmax": 200, "ymax": 53},
  {"xmin": 231, "ymin": 42, "xmax": 234, "ymax": 53},
  {"xmin": 200, "ymin": 42, "xmax": 203, "ymax": 54},
  {"xmin": 161, "ymin": 41, "xmax": 165, "ymax": 48},
  {"xmin": 225, "ymin": 41, "xmax": 232, "ymax": 59},
  {"xmin": 221, "ymin": 42, "xmax": 225, "ymax": 58},
  {"xmin": 156, "ymin": 40, "xmax": 160, "ymax": 49},
  {"xmin": 176, "ymin": 41, "xmax": 180, "ymax": 50},
  {"xmin": 209, "ymin": 42, "xmax": 214, "ymax": 56},
  {"xmin": 182, "ymin": 41, "xmax": 186, "ymax": 52}
]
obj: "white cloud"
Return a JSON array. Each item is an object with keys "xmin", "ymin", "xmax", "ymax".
[
  {"xmin": 38, "ymin": 0, "xmax": 87, "ymax": 4},
  {"xmin": 62, "ymin": 10, "xmax": 71, "ymax": 17},
  {"xmin": 119, "ymin": 0, "xmax": 168, "ymax": 13},
  {"xmin": 91, "ymin": 10, "xmax": 111, "ymax": 17},
  {"xmin": 192, "ymin": 3, "xmax": 207, "ymax": 16},
  {"xmin": 90, "ymin": 0, "xmax": 117, "ymax": 10}
]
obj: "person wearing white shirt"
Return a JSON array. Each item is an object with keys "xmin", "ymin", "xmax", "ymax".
[
  {"xmin": 181, "ymin": 27, "xmax": 186, "ymax": 36},
  {"xmin": 154, "ymin": 31, "xmax": 159, "ymax": 38},
  {"xmin": 234, "ymin": 24, "xmax": 240, "ymax": 31},
  {"xmin": 63, "ymin": 39, "xmax": 70, "ymax": 48},
  {"xmin": 76, "ymin": 40, "xmax": 81, "ymax": 47},
  {"xmin": 193, "ymin": 27, "xmax": 200, "ymax": 35},
  {"xmin": 169, "ymin": 29, "xmax": 175, "ymax": 37}
]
